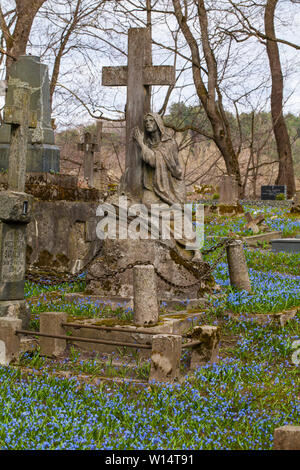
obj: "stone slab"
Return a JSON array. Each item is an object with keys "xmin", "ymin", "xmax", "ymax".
[
  {"xmin": 271, "ymin": 238, "xmax": 300, "ymax": 253},
  {"xmin": 64, "ymin": 293, "xmax": 207, "ymax": 311},
  {"xmin": 226, "ymin": 308, "xmax": 298, "ymax": 326},
  {"xmin": 64, "ymin": 311, "xmax": 204, "ymax": 357},
  {"xmin": 243, "ymin": 231, "xmax": 283, "ymax": 246}
]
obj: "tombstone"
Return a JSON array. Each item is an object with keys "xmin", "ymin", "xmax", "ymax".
[
  {"xmin": 77, "ymin": 132, "xmax": 99, "ymax": 187},
  {"xmin": 219, "ymin": 175, "xmax": 239, "ymax": 205},
  {"xmin": 261, "ymin": 185, "xmax": 286, "ymax": 200},
  {"xmin": 0, "ymin": 81, "xmax": 34, "ymax": 327},
  {"xmin": 102, "ymin": 27, "xmax": 175, "ymax": 200},
  {"xmin": 0, "ymin": 55, "xmax": 60, "ymax": 173},
  {"xmin": 271, "ymin": 238, "xmax": 300, "ymax": 253}
]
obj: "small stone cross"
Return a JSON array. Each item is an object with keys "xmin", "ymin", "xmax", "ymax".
[
  {"xmin": 245, "ymin": 212, "xmax": 265, "ymax": 234},
  {"xmin": 78, "ymin": 131, "xmax": 99, "ymax": 186}
]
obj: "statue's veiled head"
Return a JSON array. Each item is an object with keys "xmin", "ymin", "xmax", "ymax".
[{"xmin": 144, "ymin": 112, "xmax": 165, "ymax": 135}]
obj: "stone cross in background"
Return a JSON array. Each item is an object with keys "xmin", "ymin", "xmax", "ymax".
[
  {"xmin": 0, "ymin": 81, "xmax": 35, "ymax": 326},
  {"xmin": 102, "ymin": 27, "xmax": 175, "ymax": 200},
  {"xmin": 77, "ymin": 131, "xmax": 99, "ymax": 187}
]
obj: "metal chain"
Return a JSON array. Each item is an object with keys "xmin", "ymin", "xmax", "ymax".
[{"xmin": 26, "ymin": 238, "xmax": 235, "ymax": 290}]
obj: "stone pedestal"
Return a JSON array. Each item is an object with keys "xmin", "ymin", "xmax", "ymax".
[
  {"xmin": 273, "ymin": 426, "xmax": 300, "ymax": 450},
  {"xmin": 86, "ymin": 238, "xmax": 214, "ymax": 300},
  {"xmin": 150, "ymin": 334, "xmax": 182, "ymax": 383},
  {"xmin": 133, "ymin": 265, "xmax": 159, "ymax": 326},
  {"xmin": 0, "ymin": 55, "xmax": 60, "ymax": 173},
  {"xmin": 188, "ymin": 325, "xmax": 220, "ymax": 369},
  {"xmin": 0, "ymin": 191, "xmax": 32, "ymax": 327},
  {"xmin": 226, "ymin": 240, "xmax": 251, "ymax": 292},
  {"xmin": 0, "ymin": 317, "xmax": 21, "ymax": 365},
  {"xmin": 40, "ymin": 312, "xmax": 67, "ymax": 357}
]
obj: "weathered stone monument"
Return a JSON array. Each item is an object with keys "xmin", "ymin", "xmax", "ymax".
[
  {"xmin": 0, "ymin": 80, "xmax": 34, "ymax": 327},
  {"xmin": 0, "ymin": 55, "xmax": 60, "ymax": 173},
  {"xmin": 216, "ymin": 175, "xmax": 243, "ymax": 217},
  {"xmin": 86, "ymin": 27, "xmax": 214, "ymax": 305},
  {"xmin": 219, "ymin": 175, "xmax": 238, "ymax": 205}
]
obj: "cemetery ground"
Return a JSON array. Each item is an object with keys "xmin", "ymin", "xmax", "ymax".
[{"xmin": 0, "ymin": 205, "xmax": 299, "ymax": 450}]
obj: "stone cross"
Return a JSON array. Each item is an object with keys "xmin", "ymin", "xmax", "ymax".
[
  {"xmin": 77, "ymin": 131, "xmax": 99, "ymax": 187},
  {"xmin": 4, "ymin": 83, "xmax": 37, "ymax": 191},
  {"xmin": 245, "ymin": 212, "xmax": 265, "ymax": 234},
  {"xmin": 0, "ymin": 81, "xmax": 35, "ymax": 326},
  {"xmin": 102, "ymin": 27, "xmax": 175, "ymax": 199}
]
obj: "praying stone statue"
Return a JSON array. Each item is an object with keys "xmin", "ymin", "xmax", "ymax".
[
  {"xmin": 132, "ymin": 113, "xmax": 186, "ymax": 207},
  {"xmin": 132, "ymin": 112, "xmax": 202, "ymax": 262}
]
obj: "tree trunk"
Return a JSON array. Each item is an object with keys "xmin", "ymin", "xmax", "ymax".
[
  {"xmin": 265, "ymin": 0, "xmax": 296, "ymax": 198},
  {"xmin": 172, "ymin": 0, "xmax": 243, "ymax": 196},
  {"xmin": 5, "ymin": 0, "xmax": 46, "ymax": 78}
]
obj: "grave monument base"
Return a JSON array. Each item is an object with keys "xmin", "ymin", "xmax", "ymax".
[
  {"xmin": 0, "ymin": 300, "xmax": 30, "ymax": 329},
  {"xmin": 86, "ymin": 238, "xmax": 215, "ymax": 301}
]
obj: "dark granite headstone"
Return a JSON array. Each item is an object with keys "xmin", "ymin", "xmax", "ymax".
[
  {"xmin": 271, "ymin": 239, "xmax": 300, "ymax": 253},
  {"xmin": 0, "ymin": 55, "xmax": 60, "ymax": 173},
  {"xmin": 261, "ymin": 185, "xmax": 286, "ymax": 200}
]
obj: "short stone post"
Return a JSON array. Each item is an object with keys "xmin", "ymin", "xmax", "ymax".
[
  {"xmin": 0, "ymin": 317, "xmax": 21, "ymax": 365},
  {"xmin": 226, "ymin": 239, "xmax": 251, "ymax": 292},
  {"xmin": 133, "ymin": 265, "xmax": 159, "ymax": 326},
  {"xmin": 149, "ymin": 334, "xmax": 182, "ymax": 383},
  {"xmin": 189, "ymin": 325, "xmax": 220, "ymax": 369},
  {"xmin": 39, "ymin": 312, "xmax": 67, "ymax": 357},
  {"xmin": 273, "ymin": 426, "xmax": 300, "ymax": 450}
]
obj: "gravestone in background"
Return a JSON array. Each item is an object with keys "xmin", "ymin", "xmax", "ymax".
[
  {"xmin": 219, "ymin": 175, "xmax": 239, "ymax": 204},
  {"xmin": 261, "ymin": 185, "xmax": 286, "ymax": 200},
  {"xmin": 0, "ymin": 55, "xmax": 60, "ymax": 173}
]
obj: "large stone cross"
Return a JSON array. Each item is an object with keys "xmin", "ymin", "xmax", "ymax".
[
  {"xmin": 4, "ymin": 82, "xmax": 37, "ymax": 192},
  {"xmin": 102, "ymin": 27, "xmax": 175, "ymax": 200},
  {"xmin": 0, "ymin": 81, "xmax": 35, "ymax": 321}
]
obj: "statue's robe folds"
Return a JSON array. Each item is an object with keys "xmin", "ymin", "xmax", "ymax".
[{"xmin": 141, "ymin": 113, "xmax": 186, "ymax": 207}]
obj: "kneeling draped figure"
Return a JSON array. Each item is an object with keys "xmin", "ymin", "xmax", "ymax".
[{"xmin": 132, "ymin": 112, "xmax": 202, "ymax": 261}]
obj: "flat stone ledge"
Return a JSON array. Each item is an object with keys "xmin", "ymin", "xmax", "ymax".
[
  {"xmin": 226, "ymin": 308, "xmax": 298, "ymax": 326},
  {"xmin": 64, "ymin": 293, "xmax": 207, "ymax": 311}
]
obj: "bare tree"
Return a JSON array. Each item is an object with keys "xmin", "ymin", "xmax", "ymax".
[
  {"xmin": 264, "ymin": 0, "xmax": 296, "ymax": 198},
  {"xmin": 0, "ymin": 0, "xmax": 47, "ymax": 78},
  {"xmin": 171, "ymin": 0, "xmax": 243, "ymax": 195}
]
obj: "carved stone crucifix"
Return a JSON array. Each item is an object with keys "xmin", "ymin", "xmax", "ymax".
[{"xmin": 102, "ymin": 27, "xmax": 175, "ymax": 200}]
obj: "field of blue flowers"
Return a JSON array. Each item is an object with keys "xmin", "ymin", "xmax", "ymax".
[{"xmin": 0, "ymin": 206, "xmax": 299, "ymax": 450}]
